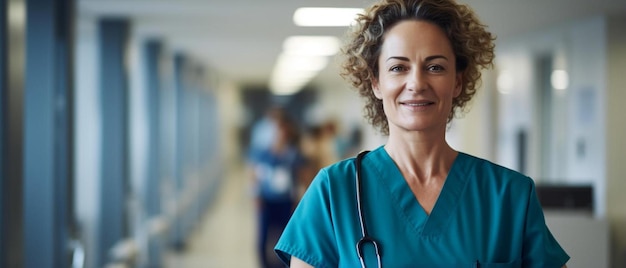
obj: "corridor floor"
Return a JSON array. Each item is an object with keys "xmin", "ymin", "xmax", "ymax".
[{"xmin": 165, "ymin": 166, "xmax": 260, "ymax": 268}]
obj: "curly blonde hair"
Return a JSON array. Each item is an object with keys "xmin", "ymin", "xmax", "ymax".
[{"xmin": 341, "ymin": 0, "xmax": 495, "ymax": 135}]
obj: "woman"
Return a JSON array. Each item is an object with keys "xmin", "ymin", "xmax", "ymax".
[{"xmin": 274, "ymin": 0, "xmax": 570, "ymax": 267}]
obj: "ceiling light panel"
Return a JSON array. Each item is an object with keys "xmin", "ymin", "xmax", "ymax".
[{"xmin": 293, "ymin": 7, "xmax": 363, "ymax": 27}]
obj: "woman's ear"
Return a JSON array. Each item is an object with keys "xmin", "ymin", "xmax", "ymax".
[{"xmin": 372, "ymin": 78, "xmax": 383, "ymax": 100}]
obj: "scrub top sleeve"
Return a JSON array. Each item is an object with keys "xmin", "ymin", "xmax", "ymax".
[
  {"xmin": 275, "ymin": 168, "xmax": 339, "ymax": 267},
  {"xmin": 521, "ymin": 179, "xmax": 570, "ymax": 267}
]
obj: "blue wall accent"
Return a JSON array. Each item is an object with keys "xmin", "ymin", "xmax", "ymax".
[
  {"xmin": 98, "ymin": 18, "xmax": 130, "ymax": 267},
  {"xmin": 23, "ymin": 0, "xmax": 74, "ymax": 267}
]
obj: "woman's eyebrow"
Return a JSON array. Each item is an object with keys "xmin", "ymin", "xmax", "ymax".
[
  {"xmin": 385, "ymin": 55, "xmax": 449, "ymax": 62},
  {"xmin": 425, "ymin": 55, "xmax": 449, "ymax": 62},
  {"xmin": 385, "ymin": 56, "xmax": 410, "ymax": 62}
]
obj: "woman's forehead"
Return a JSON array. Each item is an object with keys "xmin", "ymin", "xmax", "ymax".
[{"xmin": 380, "ymin": 20, "xmax": 454, "ymax": 57}]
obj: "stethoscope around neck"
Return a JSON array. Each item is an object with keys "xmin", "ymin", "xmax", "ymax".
[{"xmin": 354, "ymin": 150, "xmax": 382, "ymax": 268}]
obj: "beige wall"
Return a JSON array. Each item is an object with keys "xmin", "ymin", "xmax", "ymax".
[
  {"xmin": 606, "ymin": 14, "xmax": 626, "ymax": 268},
  {"xmin": 447, "ymin": 68, "xmax": 498, "ymax": 161},
  {"xmin": 215, "ymin": 78, "xmax": 244, "ymax": 168}
]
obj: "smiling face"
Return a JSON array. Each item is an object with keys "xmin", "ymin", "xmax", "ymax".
[{"xmin": 373, "ymin": 20, "xmax": 462, "ymax": 136}]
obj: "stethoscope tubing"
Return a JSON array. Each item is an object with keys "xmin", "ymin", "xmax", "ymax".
[{"xmin": 355, "ymin": 150, "xmax": 382, "ymax": 268}]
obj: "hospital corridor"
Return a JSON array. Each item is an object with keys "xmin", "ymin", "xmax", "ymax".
[{"xmin": 1, "ymin": 0, "xmax": 626, "ymax": 267}]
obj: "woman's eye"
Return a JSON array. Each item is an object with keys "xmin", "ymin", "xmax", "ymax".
[
  {"xmin": 390, "ymin": 65, "xmax": 406, "ymax": 72},
  {"xmin": 427, "ymin": 65, "xmax": 444, "ymax": 72}
]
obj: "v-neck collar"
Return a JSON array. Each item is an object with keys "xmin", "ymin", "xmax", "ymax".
[{"xmin": 369, "ymin": 146, "xmax": 469, "ymax": 236}]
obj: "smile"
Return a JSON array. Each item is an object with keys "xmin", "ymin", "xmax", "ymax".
[
  {"xmin": 404, "ymin": 102, "xmax": 432, "ymax": 106},
  {"xmin": 400, "ymin": 101, "xmax": 435, "ymax": 107}
]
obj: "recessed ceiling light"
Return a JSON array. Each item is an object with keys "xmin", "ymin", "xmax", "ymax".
[
  {"xmin": 497, "ymin": 70, "xmax": 514, "ymax": 94},
  {"xmin": 551, "ymin": 70, "xmax": 569, "ymax": 90},
  {"xmin": 293, "ymin": 7, "xmax": 363, "ymax": 27}
]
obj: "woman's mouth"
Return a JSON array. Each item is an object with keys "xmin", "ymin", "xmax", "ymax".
[{"xmin": 400, "ymin": 100, "xmax": 435, "ymax": 107}]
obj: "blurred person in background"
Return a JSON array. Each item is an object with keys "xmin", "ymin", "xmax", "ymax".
[
  {"xmin": 275, "ymin": 0, "xmax": 569, "ymax": 267},
  {"xmin": 298, "ymin": 118, "xmax": 351, "ymax": 198},
  {"xmin": 318, "ymin": 118, "xmax": 342, "ymax": 167},
  {"xmin": 248, "ymin": 106, "xmax": 286, "ymax": 161},
  {"xmin": 250, "ymin": 112, "xmax": 306, "ymax": 268},
  {"xmin": 298, "ymin": 124, "xmax": 326, "ymax": 198}
]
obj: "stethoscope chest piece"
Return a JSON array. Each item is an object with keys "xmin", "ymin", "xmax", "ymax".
[{"xmin": 356, "ymin": 236, "xmax": 382, "ymax": 268}]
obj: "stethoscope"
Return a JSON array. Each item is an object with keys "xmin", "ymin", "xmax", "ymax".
[{"xmin": 354, "ymin": 150, "xmax": 382, "ymax": 268}]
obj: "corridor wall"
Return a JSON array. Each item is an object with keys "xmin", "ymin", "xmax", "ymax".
[{"xmin": 75, "ymin": 14, "xmax": 223, "ymax": 268}]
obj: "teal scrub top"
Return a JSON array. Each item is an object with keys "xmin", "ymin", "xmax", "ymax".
[{"xmin": 275, "ymin": 146, "xmax": 569, "ymax": 267}]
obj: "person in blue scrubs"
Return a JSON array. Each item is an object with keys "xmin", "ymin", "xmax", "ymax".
[
  {"xmin": 252, "ymin": 113, "xmax": 306, "ymax": 267},
  {"xmin": 275, "ymin": 0, "xmax": 570, "ymax": 267}
]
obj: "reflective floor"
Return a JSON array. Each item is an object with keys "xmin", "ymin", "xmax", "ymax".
[{"xmin": 166, "ymin": 165, "xmax": 259, "ymax": 268}]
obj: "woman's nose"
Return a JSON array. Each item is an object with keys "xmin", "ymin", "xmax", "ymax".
[{"xmin": 406, "ymin": 69, "xmax": 427, "ymax": 92}]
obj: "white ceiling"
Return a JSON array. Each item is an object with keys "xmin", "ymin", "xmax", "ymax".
[{"xmin": 79, "ymin": 0, "xmax": 626, "ymax": 90}]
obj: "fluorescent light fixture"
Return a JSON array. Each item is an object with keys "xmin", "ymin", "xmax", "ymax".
[
  {"xmin": 283, "ymin": 36, "xmax": 341, "ymax": 56},
  {"xmin": 293, "ymin": 7, "xmax": 363, "ymax": 27},
  {"xmin": 551, "ymin": 70, "xmax": 569, "ymax": 90},
  {"xmin": 270, "ymin": 53, "xmax": 329, "ymax": 95},
  {"xmin": 269, "ymin": 35, "xmax": 342, "ymax": 95}
]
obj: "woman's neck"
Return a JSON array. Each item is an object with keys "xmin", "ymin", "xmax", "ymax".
[{"xmin": 384, "ymin": 129, "xmax": 457, "ymax": 184}]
